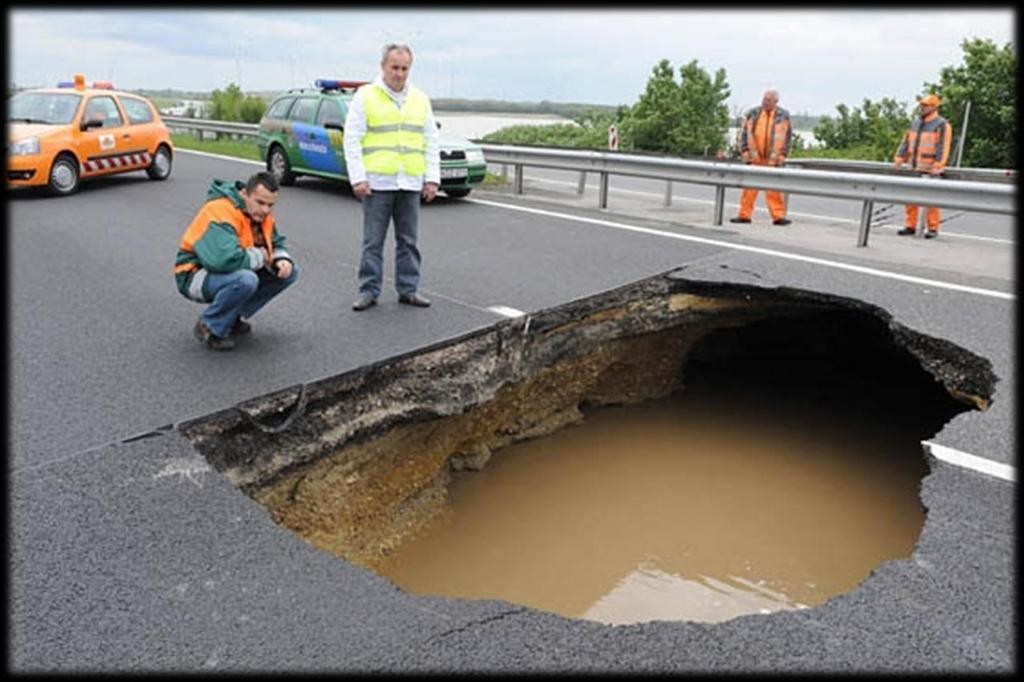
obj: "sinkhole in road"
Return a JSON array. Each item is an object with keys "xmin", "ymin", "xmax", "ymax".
[{"xmin": 182, "ymin": 273, "xmax": 995, "ymax": 625}]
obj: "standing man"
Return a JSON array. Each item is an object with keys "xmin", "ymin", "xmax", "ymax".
[
  {"xmin": 730, "ymin": 89, "xmax": 793, "ymax": 226},
  {"xmin": 893, "ymin": 93, "xmax": 952, "ymax": 239},
  {"xmin": 174, "ymin": 171, "xmax": 298, "ymax": 351},
  {"xmin": 344, "ymin": 43, "xmax": 440, "ymax": 311}
]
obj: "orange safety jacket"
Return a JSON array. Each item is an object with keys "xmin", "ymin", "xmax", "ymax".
[
  {"xmin": 737, "ymin": 106, "xmax": 792, "ymax": 164},
  {"xmin": 895, "ymin": 112, "xmax": 952, "ymax": 172}
]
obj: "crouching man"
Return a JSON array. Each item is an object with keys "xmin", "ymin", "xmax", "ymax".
[{"xmin": 174, "ymin": 171, "xmax": 298, "ymax": 350}]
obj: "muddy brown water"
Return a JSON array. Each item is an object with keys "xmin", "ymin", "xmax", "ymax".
[{"xmin": 376, "ymin": 389, "xmax": 930, "ymax": 625}]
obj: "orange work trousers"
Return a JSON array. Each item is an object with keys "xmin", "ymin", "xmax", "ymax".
[
  {"xmin": 904, "ymin": 204, "xmax": 941, "ymax": 232},
  {"xmin": 737, "ymin": 159, "xmax": 786, "ymax": 220}
]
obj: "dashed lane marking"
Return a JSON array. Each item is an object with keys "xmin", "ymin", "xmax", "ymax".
[{"xmin": 924, "ymin": 442, "xmax": 1015, "ymax": 482}]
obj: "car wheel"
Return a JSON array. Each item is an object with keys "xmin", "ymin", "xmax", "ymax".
[
  {"xmin": 48, "ymin": 154, "xmax": 81, "ymax": 196},
  {"xmin": 445, "ymin": 188, "xmax": 471, "ymax": 199},
  {"xmin": 268, "ymin": 145, "xmax": 296, "ymax": 185},
  {"xmin": 146, "ymin": 145, "xmax": 173, "ymax": 180}
]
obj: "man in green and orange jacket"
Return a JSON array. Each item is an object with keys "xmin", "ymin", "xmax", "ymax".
[{"xmin": 174, "ymin": 172, "xmax": 298, "ymax": 350}]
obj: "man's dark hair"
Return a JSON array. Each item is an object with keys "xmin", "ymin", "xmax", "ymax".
[{"xmin": 246, "ymin": 171, "xmax": 279, "ymax": 194}]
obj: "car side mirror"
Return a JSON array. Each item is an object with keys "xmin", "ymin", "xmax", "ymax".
[{"xmin": 81, "ymin": 118, "xmax": 104, "ymax": 131}]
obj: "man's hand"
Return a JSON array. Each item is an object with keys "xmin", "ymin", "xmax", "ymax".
[
  {"xmin": 353, "ymin": 181, "xmax": 372, "ymax": 199},
  {"xmin": 422, "ymin": 182, "xmax": 439, "ymax": 202},
  {"xmin": 274, "ymin": 259, "xmax": 293, "ymax": 279},
  {"xmin": 930, "ymin": 166, "xmax": 945, "ymax": 176},
  {"xmin": 893, "ymin": 160, "xmax": 904, "ymax": 171}
]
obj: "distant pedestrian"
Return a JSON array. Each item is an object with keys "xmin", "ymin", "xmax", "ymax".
[
  {"xmin": 174, "ymin": 171, "xmax": 298, "ymax": 350},
  {"xmin": 893, "ymin": 93, "xmax": 952, "ymax": 240},
  {"xmin": 730, "ymin": 89, "xmax": 793, "ymax": 226},
  {"xmin": 343, "ymin": 43, "xmax": 440, "ymax": 311}
]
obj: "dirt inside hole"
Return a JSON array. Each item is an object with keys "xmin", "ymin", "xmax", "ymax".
[{"xmin": 182, "ymin": 279, "xmax": 993, "ymax": 624}]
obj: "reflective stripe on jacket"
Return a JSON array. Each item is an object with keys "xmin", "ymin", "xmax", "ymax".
[
  {"xmin": 895, "ymin": 112, "xmax": 952, "ymax": 172},
  {"xmin": 737, "ymin": 106, "xmax": 792, "ymax": 163},
  {"xmin": 360, "ymin": 83, "xmax": 429, "ymax": 177}
]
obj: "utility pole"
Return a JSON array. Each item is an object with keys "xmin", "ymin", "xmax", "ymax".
[{"xmin": 954, "ymin": 100, "xmax": 972, "ymax": 168}]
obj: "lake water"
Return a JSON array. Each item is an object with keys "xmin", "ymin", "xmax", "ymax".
[
  {"xmin": 434, "ymin": 112, "xmax": 820, "ymax": 147},
  {"xmin": 434, "ymin": 111, "xmax": 570, "ymax": 140}
]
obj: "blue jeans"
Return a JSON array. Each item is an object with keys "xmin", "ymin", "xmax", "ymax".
[
  {"xmin": 201, "ymin": 265, "xmax": 300, "ymax": 337},
  {"xmin": 358, "ymin": 190, "xmax": 421, "ymax": 298}
]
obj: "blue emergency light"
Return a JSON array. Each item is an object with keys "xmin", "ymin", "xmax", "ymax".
[{"xmin": 315, "ymin": 79, "xmax": 369, "ymax": 91}]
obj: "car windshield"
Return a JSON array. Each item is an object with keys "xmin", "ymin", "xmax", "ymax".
[{"xmin": 9, "ymin": 92, "xmax": 83, "ymax": 125}]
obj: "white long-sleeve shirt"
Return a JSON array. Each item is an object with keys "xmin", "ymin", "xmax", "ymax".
[{"xmin": 342, "ymin": 76, "xmax": 440, "ymax": 190}]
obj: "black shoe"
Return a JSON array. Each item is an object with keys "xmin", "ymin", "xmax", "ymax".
[
  {"xmin": 772, "ymin": 218, "xmax": 792, "ymax": 226},
  {"xmin": 729, "ymin": 217, "xmax": 751, "ymax": 224},
  {"xmin": 897, "ymin": 227, "xmax": 916, "ymax": 236},
  {"xmin": 352, "ymin": 294, "xmax": 377, "ymax": 311},
  {"xmin": 193, "ymin": 318, "xmax": 234, "ymax": 351},
  {"xmin": 230, "ymin": 319, "xmax": 252, "ymax": 336},
  {"xmin": 398, "ymin": 293, "xmax": 431, "ymax": 307},
  {"xmin": 924, "ymin": 230, "xmax": 938, "ymax": 239}
]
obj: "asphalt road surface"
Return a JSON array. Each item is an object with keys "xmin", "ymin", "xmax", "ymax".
[{"xmin": 9, "ymin": 149, "xmax": 1015, "ymax": 672}]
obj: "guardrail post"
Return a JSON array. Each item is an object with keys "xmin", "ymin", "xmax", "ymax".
[
  {"xmin": 514, "ymin": 165, "xmax": 524, "ymax": 195},
  {"xmin": 577, "ymin": 172, "xmax": 587, "ymax": 195},
  {"xmin": 713, "ymin": 185, "xmax": 725, "ymax": 226},
  {"xmin": 598, "ymin": 172, "xmax": 610, "ymax": 209},
  {"xmin": 663, "ymin": 181, "xmax": 673, "ymax": 207},
  {"xmin": 857, "ymin": 199, "xmax": 874, "ymax": 247}
]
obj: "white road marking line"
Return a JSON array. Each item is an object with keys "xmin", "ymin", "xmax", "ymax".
[
  {"xmin": 487, "ymin": 305, "xmax": 526, "ymax": 318},
  {"xmin": 530, "ymin": 177, "xmax": 1013, "ymax": 245},
  {"xmin": 177, "ymin": 148, "xmax": 265, "ymax": 166},
  {"xmin": 923, "ymin": 442, "xmax": 1015, "ymax": 482},
  {"xmin": 467, "ymin": 197, "xmax": 1014, "ymax": 301}
]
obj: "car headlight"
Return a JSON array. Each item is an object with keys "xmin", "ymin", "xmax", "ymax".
[
  {"xmin": 465, "ymin": 149, "xmax": 485, "ymax": 163},
  {"xmin": 9, "ymin": 137, "xmax": 41, "ymax": 156}
]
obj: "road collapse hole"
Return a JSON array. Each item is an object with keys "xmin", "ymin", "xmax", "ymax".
[{"xmin": 181, "ymin": 278, "xmax": 992, "ymax": 626}]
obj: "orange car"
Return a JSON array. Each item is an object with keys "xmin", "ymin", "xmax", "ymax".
[{"xmin": 7, "ymin": 74, "xmax": 174, "ymax": 196}]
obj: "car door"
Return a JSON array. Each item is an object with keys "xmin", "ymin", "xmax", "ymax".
[
  {"xmin": 77, "ymin": 95, "xmax": 138, "ymax": 176},
  {"xmin": 285, "ymin": 96, "xmax": 330, "ymax": 175},
  {"xmin": 117, "ymin": 95, "xmax": 163, "ymax": 162},
  {"xmin": 313, "ymin": 97, "xmax": 347, "ymax": 176}
]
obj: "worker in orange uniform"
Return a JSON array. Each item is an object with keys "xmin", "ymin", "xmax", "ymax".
[
  {"xmin": 893, "ymin": 93, "xmax": 952, "ymax": 239},
  {"xmin": 731, "ymin": 89, "xmax": 793, "ymax": 226}
]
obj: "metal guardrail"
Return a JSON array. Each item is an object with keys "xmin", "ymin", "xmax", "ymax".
[
  {"xmin": 479, "ymin": 144, "xmax": 1015, "ymax": 247},
  {"xmin": 162, "ymin": 117, "xmax": 1015, "ymax": 247},
  {"xmin": 163, "ymin": 115, "xmax": 260, "ymax": 137},
  {"xmin": 788, "ymin": 158, "xmax": 1015, "ymax": 184}
]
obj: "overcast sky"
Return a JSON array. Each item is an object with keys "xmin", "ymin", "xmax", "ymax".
[{"xmin": 8, "ymin": 7, "xmax": 1016, "ymax": 116}]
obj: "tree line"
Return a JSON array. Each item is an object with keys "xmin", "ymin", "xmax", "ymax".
[{"xmin": 482, "ymin": 38, "xmax": 1015, "ymax": 169}]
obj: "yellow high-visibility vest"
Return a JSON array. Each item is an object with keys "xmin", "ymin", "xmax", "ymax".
[{"xmin": 360, "ymin": 84, "xmax": 429, "ymax": 176}]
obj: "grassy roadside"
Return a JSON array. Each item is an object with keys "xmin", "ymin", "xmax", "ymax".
[{"xmin": 171, "ymin": 133, "xmax": 262, "ymax": 161}]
